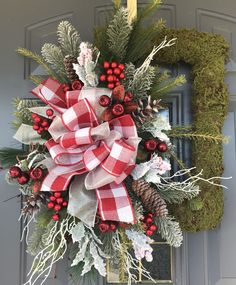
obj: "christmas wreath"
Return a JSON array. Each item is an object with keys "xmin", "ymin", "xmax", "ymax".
[{"xmin": 0, "ymin": 1, "xmax": 229, "ymax": 284}]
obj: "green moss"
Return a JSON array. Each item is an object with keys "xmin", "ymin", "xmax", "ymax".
[{"xmin": 154, "ymin": 28, "xmax": 229, "ymax": 232}]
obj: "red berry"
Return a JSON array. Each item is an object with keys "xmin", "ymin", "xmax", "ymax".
[
  {"xmin": 111, "ymin": 62, "xmax": 117, "ymax": 68},
  {"xmin": 149, "ymin": 224, "xmax": 157, "ymax": 231},
  {"xmin": 37, "ymin": 129, "xmax": 43, "ymax": 135},
  {"xmin": 100, "ymin": 74, "xmax": 106, "ymax": 82},
  {"xmin": 107, "ymin": 75, "xmax": 114, "ymax": 82},
  {"xmin": 123, "ymin": 92, "xmax": 134, "ymax": 103},
  {"xmin": 147, "ymin": 213, "xmax": 153, "ymax": 218},
  {"xmin": 44, "ymin": 127, "xmax": 49, "ymax": 131},
  {"xmin": 115, "ymin": 82, "xmax": 121, "ymax": 86},
  {"xmin": 143, "ymin": 223, "xmax": 148, "ymax": 229},
  {"xmin": 17, "ymin": 173, "xmax": 30, "ymax": 185},
  {"xmin": 54, "ymin": 192, "xmax": 61, "ymax": 198},
  {"xmin": 109, "ymin": 223, "xmax": 117, "ymax": 232},
  {"xmin": 54, "ymin": 204, "xmax": 62, "ymax": 212},
  {"xmin": 33, "ymin": 124, "xmax": 40, "ymax": 131},
  {"xmin": 99, "ymin": 95, "xmax": 111, "ymax": 107},
  {"xmin": 146, "ymin": 217, "xmax": 153, "ymax": 224},
  {"xmin": 62, "ymin": 201, "xmax": 68, "ymax": 207},
  {"xmin": 52, "ymin": 214, "xmax": 59, "ymax": 221},
  {"xmin": 119, "ymin": 72, "xmax": 125, "ymax": 79},
  {"xmin": 34, "ymin": 116, "xmax": 41, "ymax": 123},
  {"xmin": 47, "ymin": 202, "xmax": 54, "ymax": 209},
  {"xmin": 111, "ymin": 103, "xmax": 124, "ymax": 116},
  {"xmin": 145, "ymin": 139, "xmax": 158, "ymax": 152},
  {"xmin": 31, "ymin": 113, "xmax": 37, "ymax": 119},
  {"xmin": 118, "ymin": 63, "xmax": 125, "ymax": 70},
  {"xmin": 9, "ymin": 166, "xmax": 22, "ymax": 178},
  {"xmin": 41, "ymin": 120, "xmax": 49, "ymax": 128},
  {"xmin": 56, "ymin": 197, "xmax": 63, "ymax": 205},
  {"xmin": 113, "ymin": 67, "xmax": 121, "ymax": 75},
  {"xmin": 157, "ymin": 142, "xmax": 168, "ymax": 153},
  {"xmin": 103, "ymin": 61, "xmax": 110, "ymax": 69},
  {"xmin": 146, "ymin": 230, "xmax": 153, "ymax": 236},
  {"xmin": 46, "ymin": 109, "xmax": 54, "ymax": 117},
  {"xmin": 106, "ymin": 69, "xmax": 113, "ymax": 75},
  {"xmin": 98, "ymin": 222, "xmax": 109, "ymax": 233},
  {"xmin": 107, "ymin": 83, "xmax": 115, "ymax": 89},
  {"xmin": 50, "ymin": 196, "xmax": 56, "ymax": 202},
  {"xmin": 30, "ymin": 167, "xmax": 43, "ymax": 180}
]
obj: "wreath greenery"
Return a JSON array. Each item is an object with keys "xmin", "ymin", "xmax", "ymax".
[{"xmin": 154, "ymin": 28, "xmax": 229, "ymax": 231}]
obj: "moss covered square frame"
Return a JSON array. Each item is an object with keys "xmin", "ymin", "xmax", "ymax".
[{"xmin": 154, "ymin": 28, "xmax": 229, "ymax": 232}]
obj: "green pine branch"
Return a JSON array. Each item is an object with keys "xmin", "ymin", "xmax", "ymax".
[
  {"xmin": 106, "ymin": 7, "xmax": 132, "ymax": 61},
  {"xmin": 28, "ymin": 75, "xmax": 44, "ymax": 85},
  {"xmin": 0, "ymin": 148, "xmax": 27, "ymax": 169}
]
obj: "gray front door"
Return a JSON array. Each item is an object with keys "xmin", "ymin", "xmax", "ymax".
[{"xmin": 1, "ymin": 1, "xmax": 236, "ymax": 285}]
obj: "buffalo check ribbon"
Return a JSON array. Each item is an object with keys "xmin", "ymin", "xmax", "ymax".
[{"xmin": 32, "ymin": 78, "xmax": 140, "ymax": 226}]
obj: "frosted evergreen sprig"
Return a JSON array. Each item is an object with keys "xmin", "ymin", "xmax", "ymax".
[
  {"xmin": 107, "ymin": 7, "xmax": 132, "ymax": 61},
  {"xmin": 57, "ymin": 21, "xmax": 81, "ymax": 57}
]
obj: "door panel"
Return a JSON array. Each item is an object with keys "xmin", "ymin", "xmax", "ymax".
[{"xmin": 0, "ymin": 1, "xmax": 236, "ymax": 285}]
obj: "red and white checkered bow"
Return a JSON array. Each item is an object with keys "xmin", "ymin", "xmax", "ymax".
[{"xmin": 32, "ymin": 78, "xmax": 140, "ymax": 225}]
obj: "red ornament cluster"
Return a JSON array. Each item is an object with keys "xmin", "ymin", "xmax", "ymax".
[
  {"xmin": 141, "ymin": 213, "xmax": 158, "ymax": 236},
  {"xmin": 98, "ymin": 221, "xmax": 118, "ymax": 233},
  {"xmin": 144, "ymin": 139, "xmax": 168, "ymax": 153},
  {"xmin": 100, "ymin": 85, "xmax": 138, "ymax": 121},
  {"xmin": 31, "ymin": 113, "xmax": 51, "ymax": 135},
  {"xmin": 47, "ymin": 192, "xmax": 68, "ymax": 221},
  {"xmin": 100, "ymin": 61, "xmax": 125, "ymax": 89}
]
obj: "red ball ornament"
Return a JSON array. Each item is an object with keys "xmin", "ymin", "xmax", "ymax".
[
  {"xmin": 157, "ymin": 142, "xmax": 168, "ymax": 153},
  {"xmin": 149, "ymin": 224, "xmax": 157, "ymax": 231},
  {"xmin": 72, "ymin": 80, "xmax": 82, "ymax": 90},
  {"xmin": 123, "ymin": 92, "xmax": 134, "ymax": 103},
  {"xmin": 30, "ymin": 167, "xmax": 43, "ymax": 180},
  {"xmin": 98, "ymin": 222, "xmax": 109, "ymax": 233},
  {"xmin": 112, "ymin": 103, "xmax": 124, "ymax": 116},
  {"xmin": 107, "ymin": 83, "xmax": 115, "ymax": 89},
  {"xmin": 56, "ymin": 197, "xmax": 64, "ymax": 205},
  {"xmin": 106, "ymin": 69, "xmax": 113, "ymax": 75},
  {"xmin": 145, "ymin": 139, "xmax": 158, "ymax": 152},
  {"xmin": 119, "ymin": 72, "xmax": 125, "ymax": 79},
  {"xmin": 107, "ymin": 75, "xmax": 114, "ymax": 82},
  {"xmin": 103, "ymin": 61, "xmax": 110, "ymax": 69},
  {"xmin": 54, "ymin": 204, "xmax": 62, "ymax": 212},
  {"xmin": 17, "ymin": 173, "xmax": 30, "ymax": 185},
  {"xmin": 54, "ymin": 192, "xmax": 61, "ymax": 198},
  {"xmin": 118, "ymin": 63, "xmax": 125, "ymax": 70},
  {"xmin": 111, "ymin": 62, "xmax": 117, "ymax": 68},
  {"xmin": 46, "ymin": 109, "xmax": 54, "ymax": 117},
  {"xmin": 62, "ymin": 201, "xmax": 68, "ymax": 207},
  {"xmin": 52, "ymin": 214, "xmax": 59, "ymax": 221},
  {"xmin": 50, "ymin": 196, "xmax": 56, "ymax": 202},
  {"xmin": 146, "ymin": 217, "xmax": 153, "ymax": 224},
  {"xmin": 100, "ymin": 74, "xmax": 106, "ymax": 82},
  {"xmin": 9, "ymin": 166, "xmax": 22, "ymax": 178},
  {"xmin": 47, "ymin": 202, "xmax": 54, "ymax": 209},
  {"xmin": 146, "ymin": 230, "xmax": 153, "ymax": 236},
  {"xmin": 113, "ymin": 67, "xmax": 121, "ymax": 75},
  {"xmin": 99, "ymin": 95, "xmax": 111, "ymax": 107}
]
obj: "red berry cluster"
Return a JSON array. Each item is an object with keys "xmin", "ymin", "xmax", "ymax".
[
  {"xmin": 141, "ymin": 213, "xmax": 158, "ymax": 236},
  {"xmin": 98, "ymin": 221, "xmax": 118, "ymax": 233},
  {"xmin": 47, "ymin": 192, "xmax": 68, "ymax": 221},
  {"xmin": 31, "ymin": 112, "xmax": 52, "ymax": 135},
  {"xmin": 100, "ymin": 61, "xmax": 125, "ymax": 89},
  {"xmin": 144, "ymin": 139, "xmax": 168, "ymax": 153},
  {"xmin": 100, "ymin": 85, "xmax": 138, "ymax": 121},
  {"xmin": 9, "ymin": 166, "xmax": 44, "ymax": 190}
]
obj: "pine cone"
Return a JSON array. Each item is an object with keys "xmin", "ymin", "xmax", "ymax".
[
  {"xmin": 64, "ymin": 55, "xmax": 79, "ymax": 83},
  {"xmin": 132, "ymin": 179, "xmax": 168, "ymax": 217},
  {"xmin": 132, "ymin": 96, "xmax": 161, "ymax": 127},
  {"xmin": 22, "ymin": 193, "xmax": 45, "ymax": 215}
]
